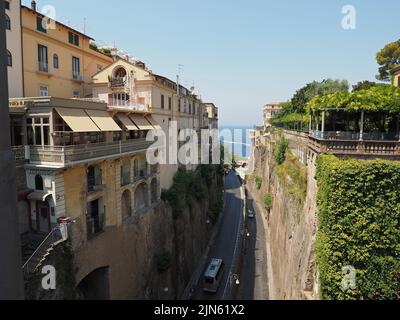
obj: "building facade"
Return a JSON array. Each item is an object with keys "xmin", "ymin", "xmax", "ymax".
[
  {"xmin": 5, "ymin": 0, "xmax": 24, "ymax": 97},
  {"xmin": 203, "ymin": 103, "xmax": 219, "ymax": 130},
  {"xmin": 263, "ymin": 102, "xmax": 282, "ymax": 128},
  {"xmin": 91, "ymin": 58, "xmax": 206, "ymax": 189},
  {"xmin": 21, "ymin": 2, "xmax": 113, "ymax": 98},
  {"xmin": 10, "ymin": 96, "xmax": 161, "ymax": 298}
]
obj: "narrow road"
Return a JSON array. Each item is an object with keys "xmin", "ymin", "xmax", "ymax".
[
  {"xmin": 192, "ymin": 171, "xmax": 243, "ymax": 300},
  {"xmin": 236, "ymin": 192, "xmax": 269, "ymax": 300}
]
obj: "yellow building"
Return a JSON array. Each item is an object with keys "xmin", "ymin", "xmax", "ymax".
[
  {"xmin": 392, "ymin": 65, "xmax": 400, "ymax": 87},
  {"xmin": 21, "ymin": 2, "xmax": 113, "ymax": 98}
]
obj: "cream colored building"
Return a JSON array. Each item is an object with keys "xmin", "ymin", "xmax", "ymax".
[
  {"xmin": 5, "ymin": 0, "xmax": 24, "ymax": 97},
  {"xmin": 21, "ymin": 1, "xmax": 113, "ymax": 98},
  {"xmin": 263, "ymin": 102, "xmax": 282, "ymax": 128},
  {"xmin": 392, "ymin": 65, "xmax": 400, "ymax": 87},
  {"xmin": 203, "ymin": 103, "xmax": 219, "ymax": 130},
  {"xmin": 91, "ymin": 58, "xmax": 204, "ymax": 189}
]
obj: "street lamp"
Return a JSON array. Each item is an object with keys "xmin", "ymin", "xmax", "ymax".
[{"xmin": 230, "ymin": 273, "xmax": 240, "ymax": 286}]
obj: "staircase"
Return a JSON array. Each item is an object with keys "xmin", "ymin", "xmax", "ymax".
[{"xmin": 22, "ymin": 225, "xmax": 68, "ymax": 277}]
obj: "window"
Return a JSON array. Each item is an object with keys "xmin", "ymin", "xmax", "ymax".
[
  {"xmin": 6, "ymin": 50, "xmax": 12, "ymax": 66},
  {"xmin": 5, "ymin": 1, "xmax": 10, "ymax": 10},
  {"xmin": 5, "ymin": 14, "xmax": 10, "ymax": 30},
  {"xmin": 178, "ymin": 99, "xmax": 181, "ymax": 112},
  {"xmin": 73, "ymin": 90, "xmax": 80, "ymax": 98},
  {"xmin": 87, "ymin": 165, "xmax": 102, "ymax": 192},
  {"xmin": 35, "ymin": 175, "xmax": 44, "ymax": 191},
  {"xmin": 36, "ymin": 17, "xmax": 47, "ymax": 33},
  {"xmin": 68, "ymin": 32, "xmax": 80, "ymax": 46},
  {"xmin": 161, "ymin": 94, "xmax": 165, "ymax": 109},
  {"xmin": 53, "ymin": 54, "xmax": 59, "ymax": 69},
  {"xmin": 27, "ymin": 117, "xmax": 50, "ymax": 146},
  {"xmin": 38, "ymin": 44, "xmax": 48, "ymax": 72},
  {"xmin": 168, "ymin": 97, "xmax": 172, "ymax": 110},
  {"xmin": 39, "ymin": 85, "xmax": 48, "ymax": 97},
  {"xmin": 72, "ymin": 56, "xmax": 80, "ymax": 79}
]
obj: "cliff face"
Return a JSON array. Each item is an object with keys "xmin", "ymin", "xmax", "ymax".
[
  {"xmin": 247, "ymin": 135, "xmax": 319, "ymax": 300},
  {"xmin": 25, "ymin": 166, "xmax": 223, "ymax": 300}
]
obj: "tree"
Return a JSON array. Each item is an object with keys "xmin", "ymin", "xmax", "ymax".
[
  {"xmin": 352, "ymin": 80, "xmax": 377, "ymax": 91},
  {"xmin": 376, "ymin": 39, "xmax": 400, "ymax": 82}
]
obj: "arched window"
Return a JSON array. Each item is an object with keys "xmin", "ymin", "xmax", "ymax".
[
  {"xmin": 151, "ymin": 179, "xmax": 158, "ymax": 203},
  {"xmin": 114, "ymin": 67, "xmax": 127, "ymax": 79},
  {"xmin": 134, "ymin": 183, "xmax": 148, "ymax": 211},
  {"xmin": 53, "ymin": 54, "xmax": 59, "ymax": 69},
  {"xmin": 121, "ymin": 190, "xmax": 132, "ymax": 219},
  {"xmin": 35, "ymin": 175, "xmax": 44, "ymax": 191},
  {"xmin": 6, "ymin": 50, "xmax": 12, "ymax": 67},
  {"xmin": 5, "ymin": 14, "xmax": 10, "ymax": 30}
]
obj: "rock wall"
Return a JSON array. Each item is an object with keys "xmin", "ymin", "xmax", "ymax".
[{"xmin": 247, "ymin": 134, "xmax": 319, "ymax": 300}]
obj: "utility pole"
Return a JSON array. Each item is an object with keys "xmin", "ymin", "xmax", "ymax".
[{"xmin": 0, "ymin": 0, "xmax": 25, "ymax": 300}]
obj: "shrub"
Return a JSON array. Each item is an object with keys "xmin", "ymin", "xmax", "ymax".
[
  {"xmin": 274, "ymin": 138, "xmax": 289, "ymax": 165},
  {"xmin": 263, "ymin": 193, "xmax": 273, "ymax": 211},
  {"xmin": 255, "ymin": 176, "xmax": 263, "ymax": 190}
]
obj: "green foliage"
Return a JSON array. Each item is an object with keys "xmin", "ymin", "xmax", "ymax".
[
  {"xmin": 157, "ymin": 251, "xmax": 172, "ymax": 274},
  {"xmin": 352, "ymin": 80, "xmax": 377, "ymax": 91},
  {"xmin": 263, "ymin": 193, "xmax": 273, "ymax": 211},
  {"xmin": 273, "ymin": 138, "xmax": 289, "ymax": 165},
  {"xmin": 376, "ymin": 39, "xmax": 400, "ymax": 82},
  {"xmin": 316, "ymin": 155, "xmax": 400, "ymax": 300},
  {"xmin": 162, "ymin": 169, "xmax": 205, "ymax": 218},
  {"xmin": 255, "ymin": 176, "xmax": 263, "ymax": 190},
  {"xmin": 276, "ymin": 150, "xmax": 307, "ymax": 203},
  {"xmin": 307, "ymin": 85, "xmax": 400, "ymax": 113},
  {"xmin": 210, "ymin": 194, "xmax": 224, "ymax": 223},
  {"xmin": 273, "ymin": 79, "xmax": 348, "ymax": 127}
]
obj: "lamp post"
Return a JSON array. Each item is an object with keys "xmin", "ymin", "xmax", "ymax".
[{"xmin": 0, "ymin": 1, "xmax": 24, "ymax": 299}]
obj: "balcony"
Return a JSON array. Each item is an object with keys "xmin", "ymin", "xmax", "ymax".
[
  {"xmin": 108, "ymin": 99, "xmax": 149, "ymax": 113},
  {"xmin": 25, "ymin": 138, "xmax": 154, "ymax": 167},
  {"xmin": 109, "ymin": 77, "xmax": 127, "ymax": 88},
  {"xmin": 72, "ymin": 73, "xmax": 84, "ymax": 82},
  {"xmin": 37, "ymin": 63, "xmax": 52, "ymax": 76}
]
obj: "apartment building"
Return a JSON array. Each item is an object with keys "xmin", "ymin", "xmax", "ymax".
[
  {"xmin": 203, "ymin": 103, "xmax": 219, "ymax": 130},
  {"xmin": 21, "ymin": 1, "xmax": 113, "ymax": 98},
  {"xmin": 9, "ymin": 96, "xmax": 161, "ymax": 298},
  {"xmin": 91, "ymin": 58, "xmax": 206, "ymax": 189},
  {"xmin": 5, "ymin": 0, "xmax": 24, "ymax": 97}
]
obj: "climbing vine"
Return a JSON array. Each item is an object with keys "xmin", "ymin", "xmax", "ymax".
[{"xmin": 316, "ymin": 155, "xmax": 400, "ymax": 300}]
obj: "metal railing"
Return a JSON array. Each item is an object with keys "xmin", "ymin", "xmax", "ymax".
[
  {"xmin": 22, "ymin": 226, "xmax": 65, "ymax": 275},
  {"xmin": 27, "ymin": 138, "xmax": 154, "ymax": 165},
  {"xmin": 109, "ymin": 77, "xmax": 127, "ymax": 88},
  {"xmin": 108, "ymin": 99, "xmax": 148, "ymax": 112},
  {"xmin": 37, "ymin": 62, "xmax": 49, "ymax": 73},
  {"xmin": 11, "ymin": 146, "xmax": 26, "ymax": 161}
]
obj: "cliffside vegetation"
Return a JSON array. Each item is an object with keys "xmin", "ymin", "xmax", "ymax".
[{"xmin": 316, "ymin": 155, "xmax": 400, "ymax": 300}]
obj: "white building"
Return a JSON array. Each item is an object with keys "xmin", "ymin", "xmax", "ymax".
[{"xmin": 5, "ymin": 0, "xmax": 24, "ymax": 97}]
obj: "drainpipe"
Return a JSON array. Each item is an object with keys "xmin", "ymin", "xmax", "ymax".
[{"xmin": 0, "ymin": 1, "xmax": 25, "ymax": 299}]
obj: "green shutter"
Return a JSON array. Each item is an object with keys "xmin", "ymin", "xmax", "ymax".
[
  {"xmin": 37, "ymin": 17, "xmax": 47, "ymax": 33},
  {"xmin": 68, "ymin": 32, "xmax": 73, "ymax": 44}
]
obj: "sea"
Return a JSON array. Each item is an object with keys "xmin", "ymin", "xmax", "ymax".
[{"xmin": 219, "ymin": 125, "xmax": 253, "ymax": 160}]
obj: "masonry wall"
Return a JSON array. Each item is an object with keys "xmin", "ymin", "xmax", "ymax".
[{"xmin": 248, "ymin": 133, "xmax": 319, "ymax": 299}]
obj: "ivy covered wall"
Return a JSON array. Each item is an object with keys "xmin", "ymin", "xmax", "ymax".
[{"xmin": 316, "ymin": 155, "xmax": 400, "ymax": 300}]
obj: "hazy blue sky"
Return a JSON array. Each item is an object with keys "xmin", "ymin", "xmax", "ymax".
[{"xmin": 23, "ymin": 0, "xmax": 400, "ymax": 126}]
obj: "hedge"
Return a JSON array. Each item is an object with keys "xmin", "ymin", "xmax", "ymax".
[{"xmin": 316, "ymin": 155, "xmax": 400, "ymax": 300}]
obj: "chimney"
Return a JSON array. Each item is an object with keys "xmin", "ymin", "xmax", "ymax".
[{"xmin": 31, "ymin": 1, "xmax": 37, "ymax": 11}]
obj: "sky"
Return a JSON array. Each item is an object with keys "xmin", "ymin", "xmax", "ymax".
[{"xmin": 23, "ymin": 0, "xmax": 400, "ymax": 126}]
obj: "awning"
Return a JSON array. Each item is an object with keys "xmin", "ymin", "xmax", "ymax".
[
  {"xmin": 129, "ymin": 115, "xmax": 154, "ymax": 131},
  {"xmin": 27, "ymin": 191, "xmax": 51, "ymax": 202},
  {"xmin": 85, "ymin": 109, "xmax": 122, "ymax": 132},
  {"xmin": 55, "ymin": 107, "xmax": 100, "ymax": 132},
  {"xmin": 146, "ymin": 116, "xmax": 162, "ymax": 130},
  {"xmin": 116, "ymin": 113, "xmax": 140, "ymax": 131}
]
